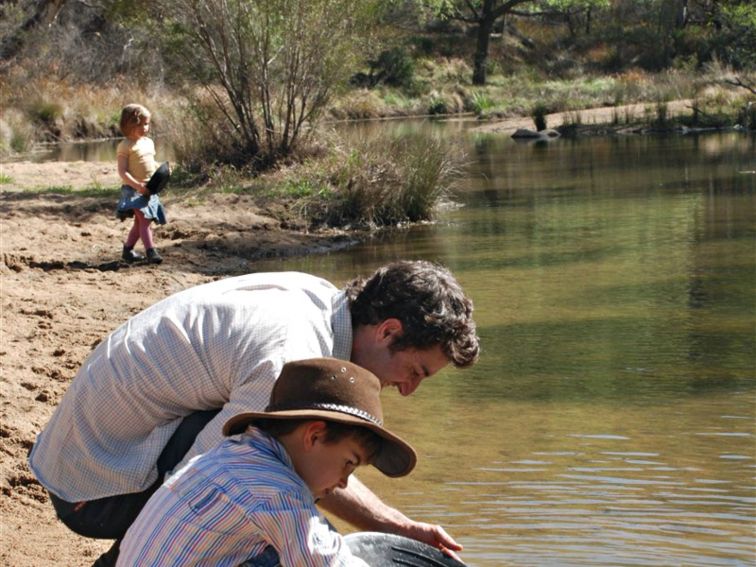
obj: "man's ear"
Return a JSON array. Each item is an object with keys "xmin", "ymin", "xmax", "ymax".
[
  {"xmin": 376, "ymin": 318, "xmax": 404, "ymax": 345},
  {"xmin": 302, "ymin": 420, "xmax": 328, "ymax": 451}
]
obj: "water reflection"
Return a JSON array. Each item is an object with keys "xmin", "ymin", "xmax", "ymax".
[
  {"xmin": 22, "ymin": 137, "xmax": 175, "ymax": 163},
  {"xmin": 254, "ymin": 128, "xmax": 755, "ymax": 566}
]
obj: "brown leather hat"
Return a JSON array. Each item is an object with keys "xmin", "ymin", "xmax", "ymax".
[{"xmin": 223, "ymin": 358, "xmax": 417, "ymax": 477}]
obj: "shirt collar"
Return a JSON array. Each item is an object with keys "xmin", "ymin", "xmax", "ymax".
[
  {"xmin": 244, "ymin": 426, "xmax": 295, "ymax": 471},
  {"xmin": 243, "ymin": 426, "xmax": 317, "ymax": 503}
]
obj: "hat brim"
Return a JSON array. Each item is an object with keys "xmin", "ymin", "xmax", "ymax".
[{"xmin": 223, "ymin": 409, "xmax": 416, "ymax": 478}]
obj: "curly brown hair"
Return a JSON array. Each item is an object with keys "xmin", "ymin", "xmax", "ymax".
[{"xmin": 345, "ymin": 260, "xmax": 480, "ymax": 368}]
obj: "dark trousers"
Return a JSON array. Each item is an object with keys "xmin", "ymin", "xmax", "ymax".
[{"xmin": 49, "ymin": 409, "xmax": 220, "ymax": 540}]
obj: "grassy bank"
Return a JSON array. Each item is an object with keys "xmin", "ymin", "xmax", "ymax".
[{"xmin": 187, "ymin": 131, "xmax": 463, "ymax": 230}]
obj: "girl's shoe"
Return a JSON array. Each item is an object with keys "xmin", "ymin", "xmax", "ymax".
[
  {"xmin": 146, "ymin": 248, "xmax": 163, "ymax": 264},
  {"xmin": 122, "ymin": 246, "xmax": 144, "ymax": 263}
]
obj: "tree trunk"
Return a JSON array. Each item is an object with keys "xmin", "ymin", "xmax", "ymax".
[
  {"xmin": 472, "ymin": 0, "xmax": 495, "ymax": 86},
  {"xmin": 585, "ymin": 7, "xmax": 592, "ymax": 34},
  {"xmin": 566, "ymin": 12, "xmax": 576, "ymax": 38},
  {"xmin": 677, "ymin": 0, "xmax": 689, "ymax": 28}
]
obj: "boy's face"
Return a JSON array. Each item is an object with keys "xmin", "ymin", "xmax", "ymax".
[{"xmin": 294, "ymin": 422, "xmax": 370, "ymax": 499}]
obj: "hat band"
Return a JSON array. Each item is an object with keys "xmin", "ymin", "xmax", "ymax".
[{"xmin": 266, "ymin": 402, "xmax": 383, "ymax": 427}]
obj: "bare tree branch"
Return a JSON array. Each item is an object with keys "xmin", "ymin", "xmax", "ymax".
[{"xmin": 724, "ymin": 77, "xmax": 756, "ymax": 96}]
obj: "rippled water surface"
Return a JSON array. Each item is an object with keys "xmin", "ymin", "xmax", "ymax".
[{"xmin": 251, "ymin": 125, "xmax": 755, "ymax": 566}]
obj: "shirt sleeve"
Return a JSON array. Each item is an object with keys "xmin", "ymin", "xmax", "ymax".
[
  {"xmin": 254, "ymin": 493, "xmax": 370, "ymax": 567},
  {"xmin": 116, "ymin": 139, "xmax": 129, "ymax": 157}
]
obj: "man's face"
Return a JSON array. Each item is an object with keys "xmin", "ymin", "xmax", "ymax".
[{"xmin": 351, "ymin": 319, "xmax": 450, "ymax": 396}]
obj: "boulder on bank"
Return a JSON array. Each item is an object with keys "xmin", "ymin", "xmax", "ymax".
[
  {"xmin": 511, "ymin": 128, "xmax": 540, "ymax": 138},
  {"xmin": 511, "ymin": 128, "xmax": 561, "ymax": 140}
]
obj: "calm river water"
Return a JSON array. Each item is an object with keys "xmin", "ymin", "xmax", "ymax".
[{"xmin": 249, "ymin": 123, "xmax": 756, "ymax": 566}]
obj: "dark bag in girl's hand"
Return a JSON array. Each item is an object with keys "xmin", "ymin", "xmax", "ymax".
[{"xmin": 146, "ymin": 162, "xmax": 171, "ymax": 195}]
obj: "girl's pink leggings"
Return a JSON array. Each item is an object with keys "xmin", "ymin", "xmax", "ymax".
[{"xmin": 124, "ymin": 210, "xmax": 155, "ymax": 250}]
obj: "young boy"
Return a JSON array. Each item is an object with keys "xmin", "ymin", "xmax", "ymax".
[{"xmin": 117, "ymin": 358, "xmax": 417, "ymax": 566}]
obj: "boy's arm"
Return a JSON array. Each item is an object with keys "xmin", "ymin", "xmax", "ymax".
[
  {"xmin": 318, "ymin": 475, "xmax": 463, "ymax": 560},
  {"xmin": 261, "ymin": 493, "xmax": 370, "ymax": 567}
]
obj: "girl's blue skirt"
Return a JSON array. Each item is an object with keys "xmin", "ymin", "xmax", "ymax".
[{"xmin": 115, "ymin": 186, "xmax": 166, "ymax": 224}]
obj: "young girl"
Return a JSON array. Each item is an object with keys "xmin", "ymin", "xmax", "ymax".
[{"xmin": 115, "ymin": 103, "xmax": 166, "ymax": 264}]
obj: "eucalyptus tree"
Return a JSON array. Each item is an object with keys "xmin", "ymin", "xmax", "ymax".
[
  {"xmin": 692, "ymin": 0, "xmax": 756, "ymax": 68},
  {"xmin": 431, "ymin": 0, "xmax": 609, "ymax": 84}
]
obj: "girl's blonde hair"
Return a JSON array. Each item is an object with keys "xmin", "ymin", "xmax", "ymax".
[{"xmin": 119, "ymin": 103, "xmax": 151, "ymax": 137}]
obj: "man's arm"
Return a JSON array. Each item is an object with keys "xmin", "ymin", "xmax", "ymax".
[{"xmin": 318, "ymin": 475, "xmax": 463, "ymax": 559}]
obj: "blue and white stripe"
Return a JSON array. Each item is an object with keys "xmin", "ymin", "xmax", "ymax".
[{"xmin": 118, "ymin": 428, "xmax": 368, "ymax": 566}]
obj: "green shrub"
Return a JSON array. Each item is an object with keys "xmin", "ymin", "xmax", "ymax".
[
  {"xmin": 282, "ymin": 132, "xmax": 463, "ymax": 228},
  {"xmin": 10, "ymin": 124, "xmax": 34, "ymax": 153},
  {"xmin": 558, "ymin": 111, "xmax": 583, "ymax": 137},
  {"xmin": 690, "ymin": 101, "xmax": 701, "ymax": 126},
  {"xmin": 398, "ymin": 136, "xmax": 459, "ymax": 222},
  {"xmin": 469, "ymin": 90, "xmax": 495, "ymax": 115},
  {"xmin": 678, "ymin": 98, "xmax": 731, "ymax": 129},
  {"xmin": 29, "ymin": 100, "xmax": 64, "ymax": 126},
  {"xmin": 167, "ymin": 101, "xmax": 254, "ymax": 173},
  {"xmin": 281, "ymin": 178, "xmax": 328, "ymax": 198},
  {"xmin": 329, "ymin": 89, "xmax": 387, "ymax": 120},
  {"xmin": 203, "ymin": 165, "xmax": 249, "ymax": 194},
  {"xmin": 369, "ymin": 48, "xmax": 415, "ymax": 89},
  {"xmin": 428, "ymin": 96, "xmax": 448, "ymax": 115}
]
